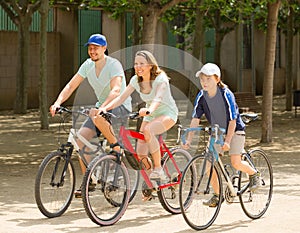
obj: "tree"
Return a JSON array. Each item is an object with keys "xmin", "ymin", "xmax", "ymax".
[
  {"xmin": 88, "ymin": 0, "xmax": 189, "ymax": 46},
  {"xmin": 261, "ymin": 0, "xmax": 281, "ymax": 143},
  {"xmin": 165, "ymin": 0, "xmax": 256, "ymax": 65},
  {"xmin": 39, "ymin": 0, "xmax": 50, "ymax": 129},
  {"xmin": 278, "ymin": 0, "xmax": 300, "ymax": 111},
  {"xmin": 0, "ymin": 0, "xmax": 41, "ymax": 114}
]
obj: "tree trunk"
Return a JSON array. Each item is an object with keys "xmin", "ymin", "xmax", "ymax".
[
  {"xmin": 133, "ymin": 11, "xmax": 142, "ymax": 46},
  {"xmin": 15, "ymin": 17, "xmax": 31, "ymax": 114},
  {"xmin": 1, "ymin": 1, "xmax": 40, "ymax": 114},
  {"xmin": 186, "ymin": 0, "xmax": 204, "ymax": 118},
  {"xmin": 214, "ymin": 31, "xmax": 223, "ymax": 66},
  {"xmin": 261, "ymin": 0, "xmax": 281, "ymax": 143},
  {"xmin": 214, "ymin": 10, "xmax": 222, "ymax": 65},
  {"xmin": 285, "ymin": 5, "xmax": 294, "ymax": 111},
  {"xmin": 39, "ymin": 0, "xmax": 49, "ymax": 129},
  {"xmin": 141, "ymin": 9, "xmax": 160, "ymax": 51}
]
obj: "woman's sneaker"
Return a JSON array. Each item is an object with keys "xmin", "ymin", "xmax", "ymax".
[
  {"xmin": 249, "ymin": 171, "xmax": 261, "ymax": 191},
  {"xmin": 149, "ymin": 168, "xmax": 168, "ymax": 183},
  {"xmin": 203, "ymin": 194, "xmax": 224, "ymax": 207}
]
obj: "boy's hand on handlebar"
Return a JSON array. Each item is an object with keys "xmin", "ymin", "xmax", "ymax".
[
  {"xmin": 222, "ymin": 142, "xmax": 230, "ymax": 151},
  {"xmin": 182, "ymin": 140, "xmax": 191, "ymax": 150}
]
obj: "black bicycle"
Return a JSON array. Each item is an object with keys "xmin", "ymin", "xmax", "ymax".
[{"xmin": 34, "ymin": 107, "xmax": 139, "ymax": 218}]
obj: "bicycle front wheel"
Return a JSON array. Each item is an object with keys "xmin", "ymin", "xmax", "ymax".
[
  {"xmin": 35, "ymin": 151, "xmax": 75, "ymax": 218},
  {"xmin": 127, "ymin": 168, "xmax": 140, "ymax": 203},
  {"xmin": 239, "ymin": 149, "xmax": 273, "ymax": 219},
  {"xmin": 179, "ymin": 154, "xmax": 223, "ymax": 230},
  {"xmin": 82, "ymin": 154, "xmax": 130, "ymax": 226},
  {"xmin": 157, "ymin": 148, "xmax": 194, "ymax": 214}
]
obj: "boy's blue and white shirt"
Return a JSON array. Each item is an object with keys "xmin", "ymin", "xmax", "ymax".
[{"xmin": 192, "ymin": 86, "xmax": 245, "ymax": 132}]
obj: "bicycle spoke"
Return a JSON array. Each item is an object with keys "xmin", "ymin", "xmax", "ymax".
[
  {"xmin": 157, "ymin": 148, "xmax": 193, "ymax": 214},
  {"xmin": 239, "ymin": 149, "xmax": 273, "ymax": 219},
  {"xmin": 82, "ymin": 154, "xmax": 130, "ymax": 226},
  {"xmin": 180, "ymin": 154, "xmax": 222, "ymax": 230},
  {"xmin": 35, "ymin": 151, "xmax": 75, "ymax": 218}
]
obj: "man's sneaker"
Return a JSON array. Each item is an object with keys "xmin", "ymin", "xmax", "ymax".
[
  {"xmin": 74, "ymin": 182, "xmax": 96, "ymax": 198},
  {"xmin": 249, "ymin": 171, "xmax": 261, "ymax": 191},
  {"xmin": 149, "ymin": 168, "xmax": 168, "ymax": 182},
  {"xmin": 203, "ymin": 194, "xmax": 224, "ymax": 207}
]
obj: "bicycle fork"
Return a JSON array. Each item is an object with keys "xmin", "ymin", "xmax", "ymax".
[{"xmin": 51, "ymin": 143, "xmax": 73, "ymax": 187}]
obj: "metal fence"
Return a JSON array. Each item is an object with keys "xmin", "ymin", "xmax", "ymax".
[{"xmin": 0, "ymin": 6, "xmax": 53, "ymax": 32}]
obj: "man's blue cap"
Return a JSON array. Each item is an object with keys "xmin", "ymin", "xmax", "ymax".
[{"xmin": 84, "ymin": 34, "xmax": 107, "ymax": 46}]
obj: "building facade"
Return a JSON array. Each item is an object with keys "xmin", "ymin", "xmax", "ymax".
[{"xmin": 0, "ymin": 6, "xmax": 299, "ymax": 110}]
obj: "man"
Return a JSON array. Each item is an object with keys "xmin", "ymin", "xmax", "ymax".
[{"xmin": 49, "ymin": 33, "xmax": 131, "ymax": 197}]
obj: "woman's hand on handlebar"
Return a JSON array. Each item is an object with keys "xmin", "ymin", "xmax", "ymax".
[{"xmin": 139, "ymin": 108, "xmax": 150, "ymax": 117}]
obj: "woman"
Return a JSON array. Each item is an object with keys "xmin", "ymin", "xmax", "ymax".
[{"xmin": 98, "ymin": 50, "xmax": 178, "ymax": 183}]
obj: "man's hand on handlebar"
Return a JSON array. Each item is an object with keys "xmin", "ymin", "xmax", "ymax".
[
  {"xmin": 49, "ymin": 103, "xmax": 61, "ymax": 117},
  {"xmin": 89, "ymin": 108, "xmax": 101, "ymax": 118}
]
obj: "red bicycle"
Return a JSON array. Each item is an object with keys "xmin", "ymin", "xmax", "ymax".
[{"xmin": 81, "ymin": 111, "xmax": 195, "ymax": 226}]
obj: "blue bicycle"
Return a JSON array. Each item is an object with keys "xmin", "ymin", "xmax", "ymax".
[{"xmin": 179, "ymin": 115, "xmax": 273, "ymax": 230}]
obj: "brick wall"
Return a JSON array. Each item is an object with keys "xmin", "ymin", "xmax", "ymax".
[{"xmin": 0, "ymin": 31, "xmax": 60, "ymax": 110}]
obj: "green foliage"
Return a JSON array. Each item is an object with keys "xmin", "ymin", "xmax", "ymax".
[
  {"xmin": 278, "ymin": 0, "xmax": 300, "ymax": 35},
  {"xmin": 85, "ymin": 0, "xmax": 140, "ymax": 18},
  {"xmin": 163, "ymin": 0, "xmax": 256, "ymax": 49}
]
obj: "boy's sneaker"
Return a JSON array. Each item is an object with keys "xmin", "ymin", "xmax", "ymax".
[
  {"xmin": 203, "ymin": 194, "xmax": 224, "ymax": 208},
  {"xmin": 149, "ymin": 168, "xmax": 168, "ymax": 183},
  {"xmin": 74, "ymin": 182, "xmax": 96, "ymax": 198},
  {"xmin": 249, "ymin": 171, "xmax": 261, "ymax": 191}
]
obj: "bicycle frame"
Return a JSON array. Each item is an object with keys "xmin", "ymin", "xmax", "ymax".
[
  {"xmin": 183, "ymin": 125, "xmax": 253, "ymax": 198},
  {"xmin": 55, "ymin": 107, "xmax": 106, "ymax": 183},
  {"xmin": 118, "ymin": 124, "xmax": 182, "ymax": 190}
]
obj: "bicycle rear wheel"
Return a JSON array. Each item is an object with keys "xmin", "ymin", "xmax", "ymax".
[
  {"xmin": 82, "ymin": 154, "xmax": 130, "ymax": 226},
  {"xmin": 157, "ymin": 148, "xmax": 194, "ymax": 214},
  {"xmin": 35, "ymin": 151, "xmax": 75, "ymax": 218},
  {"xmin": 179, "ymin": 154, "xmax": 223, "ymax": 230},
  {"xmin": 239, "ymin": 149, "xmax": 273, "ymax": 219}
]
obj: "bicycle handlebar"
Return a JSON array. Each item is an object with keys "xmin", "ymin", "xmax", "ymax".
[
  {"xmin": 99, "ymin": 111, "xmax": 149, "ymax": 121},
  {"xmin": 55, "ymin": 106, "xmax": 90, "ymax": 116},
  {"xmin": 181, "ymin": 125, "xmax": 225, "ymax": 145},
  {"xmin": 181, "ymin": 113, "xmax": 258, "ymax": 145}
]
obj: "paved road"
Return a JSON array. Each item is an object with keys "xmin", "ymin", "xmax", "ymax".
[
  {"xmin": 2, "ymin": 150, "xmax": 300, "ymax": 233},
  {"xmin": 1, "ymin": 98, "xmax": 300, "ymax": 232}
]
